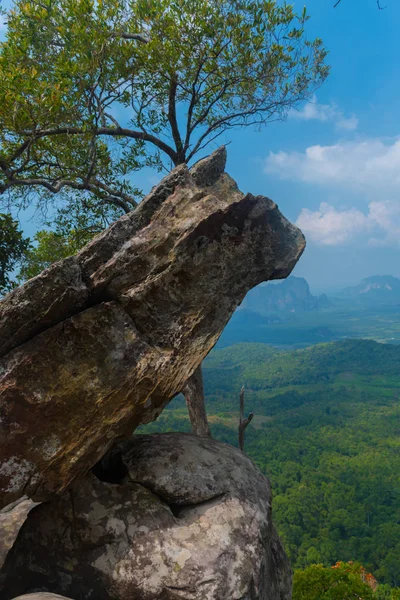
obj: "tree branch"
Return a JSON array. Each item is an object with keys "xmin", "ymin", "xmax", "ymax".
[
  {"xmin": 334, "ymin": 0, "xmax": 387, "ymax": 7},
  {"xmin": 120, "ymin": 33, "xmax": 150, "ymax": 43},
  {"xmin": 186, "ymin": 96, "xmax": 297, "ymax": 163},
  {"xmin": 20, "ymin": 126, "xmax": 178, "ymax": 164},
  {"xmin": 168, "ymin": 74, "xmax": 184, "ymax": 163},
  {"xmin": 0, "ymin": 176, "xmax": 136, "ymax": 213},
  {"xmin": 183, "ymin": 52, "xmax": 209, "ymax": 154}
]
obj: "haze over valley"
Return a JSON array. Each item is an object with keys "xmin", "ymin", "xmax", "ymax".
[{"xmin": 219, "ymin": 275, "xmax": 400, "ymax": 349}]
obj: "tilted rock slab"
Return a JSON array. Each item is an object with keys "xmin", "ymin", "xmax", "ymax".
[
  {"xmin": 0, "ymin": 148, "xmax": 305, "ymax": 509},
  {"xmin": 0, "ymin": 433, "xmax": 292, "ymax": 600}
]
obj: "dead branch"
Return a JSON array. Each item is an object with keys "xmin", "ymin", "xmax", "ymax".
[
  {"xmin": 334, "ymin": 0, "xmax": 387, "ymax": 7},
  {"xmin": 238, "ymin": 386, "xmax": 254, "ymax": 453}
]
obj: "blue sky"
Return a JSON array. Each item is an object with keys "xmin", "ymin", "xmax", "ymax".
[
  {"xmin": 2, "ymin": 0, "xmax": 400, "ymax": 293},
  {"xmin": 224, "ymin": 0, "xmax": 400, "ymax": 293}
]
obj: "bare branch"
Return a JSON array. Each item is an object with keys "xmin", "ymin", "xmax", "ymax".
[
  {"xmin": 238, "ymin": 386, "xmax": 254, "ymax": 453},
  {"xmin": 20, "ymin": 126, "xmax": 178, "ymax": 164},
  {"xmin": 168, "ymin": 74, "xmax": 184, "ymax": 162},
  {"xmin": 103, "ymin": 111, "xmax": 121, "ymax": 129},
  {"xmin": 120, "ymin": 33, "xmax": 150, "ymax": 43},
  {"xmin": 0, "ymin": 176, "xmax": 136, "ymax": 213},
  {"xmin": 183, "ymin": 51, "xmax": 209, "ymax": 153},
  {"xmin": 334, "ymin": 0, "xmax": 387, "ymax": 7}
]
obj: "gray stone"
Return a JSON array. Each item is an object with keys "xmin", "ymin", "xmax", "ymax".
[
  {"xmin": 190, "ymin": 145, "xmax": 227, "ymax": 187},
  {"xmin": 0, "ymin": 434, "xmax": 292, "ymax": 600},
  {"xmin": 0, "ymin": 148, "xmax": 305, "ymax": 508},
  {"xmin": 0, "ymin": 257, "xmax": 88, "ymax": 357},
  {"xmin": 0, "ymin": 497, "xmax": 39, "ymax": 569},
  {"xmin": 78, "ymin": 163, "xmax": 193, "ymax": 278},
  {"xmin": 12, "ymin": 595, "xmax": 73, "ymax": 600}
]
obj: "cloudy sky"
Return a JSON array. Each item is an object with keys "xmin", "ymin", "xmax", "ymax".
[
  {"xmin": 3, "ymin": 0, "xmax": 400, "ymax": 293},
  {"xmin": 224, "ymin": 0, "xmax": 400, "ymax": 292}
]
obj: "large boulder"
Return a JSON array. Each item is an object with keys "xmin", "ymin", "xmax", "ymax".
[
  {"xmin": 0, "ymin": 147, "xmax": 305, "ymax": 508},
  {"xmin": 12, "ymin": 596, "xmax": 73, "ymax": 600},
  {"xmin": 0, "ymin": 433, "xmax": 292, "ymax": 600}
]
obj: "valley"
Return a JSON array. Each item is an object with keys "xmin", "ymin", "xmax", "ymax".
[
  {"xmin": 141, "ymin": 336, "xmax": 400, "ymax": 586},
  {"xmin": 219, "ymin": 276, "xmax": 400, "ymax": 349}
]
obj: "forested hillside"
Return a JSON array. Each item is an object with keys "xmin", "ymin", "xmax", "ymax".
[{"xmin": 140, "ymin": 339, "xmax": 400, "ymax": 586}]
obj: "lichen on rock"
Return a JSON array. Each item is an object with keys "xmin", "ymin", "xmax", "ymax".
[{"xmin": 0, "ymin": 433, "xmax": 292, "ymax": 600}]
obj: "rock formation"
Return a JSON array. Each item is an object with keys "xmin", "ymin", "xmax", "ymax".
[
  {"xmin": 0, "ymin": 433, "xmax": 292, "ymax": 600},
  {"xmin": 241, "ymin": 276, "xmax": 332, "ymax": 317},
  {"xmin": 0, "ymin": 147, "xmax": 305, "ymax": 509},
  {"xmin": 0, "ymin": 498, "xmax": 39, "ymax": 569},
  {"xmin": 11, "ymin": 596, "xmax": 73, "ymax": 600}
]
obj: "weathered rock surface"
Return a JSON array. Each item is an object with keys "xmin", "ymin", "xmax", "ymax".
[
  {"xmin": 0, "ymin": 147, "xmax": 305, "ymax": 508},
  {"xmin": 0, "ymin": 498, "xmax": 39, "ymax": 569},
  {"xmin": 12, "ymin": 595, "xmax": 73, "ymax": 600},
  {"xmin": 0, "ymin": 433, "xmax": 292, "ymax": 600}
]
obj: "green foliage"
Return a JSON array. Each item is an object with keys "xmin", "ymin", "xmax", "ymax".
[
  {"xmin": 18, "ymin": 227, "xmax": 91, "ymax": 281},
  {"xmin": 0, "ymin": 213, "xmax": 31, "ymax": 293},
  {"xmin": 141, "ymin": 339, "xmax": 400, "ymax": 587},
  {"xmin": 293, "ymin": 563, "xmax": 374, "ymax": 600},
  {"xmin": 0, "ymin": 0, "xmax": 328, "ymax": 230},
  {"xmin": 294, "ymin": 563, "xmax": 400, "ymax": 599},
  {"xmin": 205, "ymin": 339, "xmax": 400, "ymax": 390},
  {"xmin": 17, "ymin": 197, "xmax": 105, "ymax": 281},
  {"xmin": 375, "ymin": 584, "xmax": 400, "ymax": 599}
]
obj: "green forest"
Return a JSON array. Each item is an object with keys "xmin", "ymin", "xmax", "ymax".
[{"xmin": 140, "ymin": 339, "xmax": 400, "ymax": 593}]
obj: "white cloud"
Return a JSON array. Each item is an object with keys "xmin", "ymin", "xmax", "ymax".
[
  {"xmin": 288, "ymin": 95, "xmax": 358, "ymax": 131},
  {"xmin": 335, "ymin": 115, "xmax": 359, "ymax": 131},
  {"xmin": 296, "ymin": 201, "xmax": 400, "ymax": 247},
  {"xmin": 265, "ymin": 138, "xmax": 400, "ymax": 196}
]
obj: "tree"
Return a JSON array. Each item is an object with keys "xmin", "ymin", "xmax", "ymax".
[
  {"xmin": 375, "ymin": 585, "xmax": 400, "ymax": 599},
  {"xmin": 18, "ymin": 228, "xmax": 91, "ymax": 281},
  {"xmin": 182, "ymin": 366, "xmax": 211, "ymax": 437},
  {"xmin": 17, "ymin": 196, "xmax": 116, "ymax": 280},
  {"xmin": 0, "ymin": 0, "xmax": 328, "ymax": 230},
  {"xmin": 0, "ymin": 213, "xmax": 31, "ymax": 295},
  {"xmin": 0, "ymin": 0, "xmax": 328, "ymax": 431},
  {"xmin": 293, "ymin": 563, "xmax": 375, "ymax": 600}
]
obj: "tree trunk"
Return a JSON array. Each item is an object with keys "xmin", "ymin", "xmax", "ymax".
[{"xmin": 182, "ymin": 365, "xmax": 211, "ymax": 437}]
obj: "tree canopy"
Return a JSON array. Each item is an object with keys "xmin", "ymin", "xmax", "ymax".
[
  {"xmin": 17, "ymin": 227, "xmax": 92, "ymax": 281},
  {"xmin": 293, "ymin": 563, "xmax": 400, "ymax": 599},
  {"xmin": 0, "ymin": 0, "xmax": 328, "ymax": 232},
  {"xmin": 293, "ymin": 562, "xmax": 376, "ymax": 600}
]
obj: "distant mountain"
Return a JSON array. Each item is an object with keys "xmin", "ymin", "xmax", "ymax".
[
  {"xmin": 240, "ymin": 276, "xmax": 332, "ymax": 317},
  {"xmin": 340, "ymin": 275, "xmax": 400, "ymax": 306}
]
